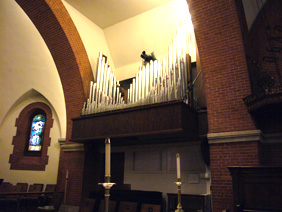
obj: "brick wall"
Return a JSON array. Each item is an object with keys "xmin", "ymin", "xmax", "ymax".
[
  {"xmin": 210, "ymin": 141, "xmax": 261, "ymax": 212},
  {"xmin": 187, "ymin": 0, "xmax": 256, "ymax": 134},
  {"xmin": 57, "ymin": 150, "xmax": 85, "ymax": 206},
  {"xmin": 15, "ymin": 0, "xmax": 93, "ymax": 206},
  {"xmin": 247, "ymin": 0, "xmax": 282, "ymax": 92},
  {"xmin": 15, "ymin": 0, "xmax": 93, "ymax": 142},
  {"xmin": 186, "ymin": 0, "xmax": 260, "ymax": 211}
]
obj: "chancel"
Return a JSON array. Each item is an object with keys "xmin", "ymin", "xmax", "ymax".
[{"xmin": 1, "ymin": 0, "xmax": 282, "ymax": 212}]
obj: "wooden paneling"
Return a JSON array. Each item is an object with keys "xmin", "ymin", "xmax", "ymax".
[
  {"xmin": 167, "ymin": 193, "xmax": 211, "ymax": 212},
  {"xmin": 228, "ymin": 166, "xmax": 282, "ymax": 212},
  {"xmin": 71, "ymin": 101, "xmax": 201, "ymax": 145}
]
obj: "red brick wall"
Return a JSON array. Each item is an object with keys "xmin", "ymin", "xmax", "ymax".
[
  {"xmin": 247, "ymin": 1, "xmax": 282, "ymax": 92},
  {"xmin": 57, "ymin": 150, "xmax": 85, "ymax": 206},
  {"xmin": 15, "ymin": 0, "xmax": 93, "ymax": 143},
  {"xmin": 210, "ymin": 141, "xmax": 261, "ymax": 212},
  {"xmin": 187, "ymin": 0, "xmax": 256, "ymax": 133},
  {"xmin": 186, "ymin": 0, "xmax": 260, "ymax": 211},
  {"xmin": 15, "ymin": 0, "xmax": 93, "ymax": 206}
]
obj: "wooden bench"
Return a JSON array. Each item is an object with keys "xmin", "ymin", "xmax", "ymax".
[{"xmin": 81, "ymin": 190, "xmax": 162, "ymax": 212}]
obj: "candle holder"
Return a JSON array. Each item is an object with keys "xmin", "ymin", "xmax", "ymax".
[
  {"xmin": 99, "ymin": 175, "xmax": 116, "ymax": 212},
  {"xmin": 174, "ymin": 179, "xmax": 183, "ymax": 212}
]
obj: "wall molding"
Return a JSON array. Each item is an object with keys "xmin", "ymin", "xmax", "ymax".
[
  {"xmin": 61, "ymin": 143, "xmax": 84, "ymax": 152},
  {"xmin": 208, "ymin": 130, "xmax": 262, "ymax": 144}
]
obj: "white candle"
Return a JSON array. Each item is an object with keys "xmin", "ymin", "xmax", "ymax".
[
  {"xmin": 66, "ymin": 170, "xmax": 69, "ymax": 179},
  {"xmin": 105, "ymin": 138, "xmax": 111, "ymax": 176},
  {"xmin": 176, "ymin": 153, "xmax": 181, "ymax": 179}
]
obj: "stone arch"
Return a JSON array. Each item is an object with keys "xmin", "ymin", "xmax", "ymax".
[{"xmin": 15, "ymin": 0, "xmax": 94, "ymax": 141}]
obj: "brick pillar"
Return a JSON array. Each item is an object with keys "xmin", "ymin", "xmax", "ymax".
[
  {"xmin": 186, "ymin": 0, "xmax": 259, "ymax": 211},
  {"xmin": 208, "ymin": 131, "xmax": 261, "ymax": 211}
]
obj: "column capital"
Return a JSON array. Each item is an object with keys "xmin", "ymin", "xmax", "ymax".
[{"xmin": 208, "ymin": 130, "xmax": 262, "ymax": 144}]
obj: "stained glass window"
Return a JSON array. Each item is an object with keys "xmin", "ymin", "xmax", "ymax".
[{"xmin": 27, "ymin": 114, "xmax": 45, "ymax": 151}]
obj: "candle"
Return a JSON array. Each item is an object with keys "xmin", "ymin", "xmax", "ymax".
[
  {"xmin": 66, "ymin": 170, "xmax": 69, "ymax": 179},
  {"xmin": 176, "ymin": 153, "xmax": 181, "ymax": 179},
  {"xmin": 105, "ymin": 138, "xmax": 111, "ymax": 176}
]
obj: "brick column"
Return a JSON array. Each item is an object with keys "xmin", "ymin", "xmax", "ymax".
[{"xmin": 186, "ymin": 0, "xmax": 259, "ymax": 211}]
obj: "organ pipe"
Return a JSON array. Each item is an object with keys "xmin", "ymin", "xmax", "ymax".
[{"xmin": 82, "ymin": 24, "xmax": 194, "ymax": 115}]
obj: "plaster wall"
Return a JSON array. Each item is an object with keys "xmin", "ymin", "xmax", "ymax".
[
  {"xmin": 0, "ymin": 0, "xmax": 65, "ymax": 185},
  {"xmin": 113, "ymin": 142, "xmax": 210, "ymax": 196},
  {"xmin": 0, "ymin": 94, "xmax": 61, "ymax": 185},
  {"xmin": 104, "ymin": 0, "xmax": 196, "ymax": 81},
  {"xmin": 0, "ymin": 0, "xmax": 66, "ymax": 135},
  {"xmin": 62, "ymin": 0, "xmax": 116, "ymax": 81}
]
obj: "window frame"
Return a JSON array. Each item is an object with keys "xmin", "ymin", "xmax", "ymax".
[{"xmin": 9, "ymin": 102, "xmax": 53, "ymax": 171}]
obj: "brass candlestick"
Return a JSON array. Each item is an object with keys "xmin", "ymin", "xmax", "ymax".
[
  {"xmin": 174, "ymin": 179, "xmax": 183, "ymax": 212},
  {"xmin": 99, "ymin": 175, "xmax": 115, "ymax": 212}
]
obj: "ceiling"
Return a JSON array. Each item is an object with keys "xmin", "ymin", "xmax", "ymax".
[{"xmin": 65, "ymin": 0, "xmax": 175, "ymax": 29}]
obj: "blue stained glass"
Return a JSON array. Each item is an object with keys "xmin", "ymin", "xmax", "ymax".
[{"xmin": 28, "ymin": 114, "xmax": 45, "ymax": 151}]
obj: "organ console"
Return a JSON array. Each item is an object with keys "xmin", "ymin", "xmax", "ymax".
[{"xmin": 82, "ymin": 21, "xmax": 194, "ymax": 115}]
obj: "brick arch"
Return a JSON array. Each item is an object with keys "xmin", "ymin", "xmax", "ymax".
[{"xmin": 15, "ymin": 0, "xmax": 94, "ymax": 142}]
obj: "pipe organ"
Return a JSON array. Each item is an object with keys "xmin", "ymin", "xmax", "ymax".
[{"xmin": 82, "ymin": 23, "xmax": 195, "ymax": 115}]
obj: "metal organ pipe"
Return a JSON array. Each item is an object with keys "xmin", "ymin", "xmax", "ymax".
[{"xmin": 82, "ymin": 24, "xmax": 193, "ymax": 115}]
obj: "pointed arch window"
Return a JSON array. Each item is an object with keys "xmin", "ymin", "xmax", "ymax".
[
  {"xmin": 27, "ymin": 114, "xmax": 46, "ymax": 152},
  {"xmin": 10, "ymin": 102, "xmax": 53, "ymax": 170}
]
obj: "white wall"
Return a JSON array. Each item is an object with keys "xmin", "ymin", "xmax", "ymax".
[
  {"xmin": 104, "ymin": 0, "xmax": 196, "ymax": 81},
  {"xmin": 0, "ymin": 92, "xmax": 61, "ymax": 185},
  {"xmin": 112, "ymin": 142, "xmax": 211, "ymax": 202},
  {"xmin": 0, "ymin": 0, "xmax": 66, "ymax": 185},
  {"xmin": 0, "ymin": 0, "xmax": 66, "ymax": 135},
  {"xmin": 62, "ymin": 0, "xmax": 116, "ymax": 81}
]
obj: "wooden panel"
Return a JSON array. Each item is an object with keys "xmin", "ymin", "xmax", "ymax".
[
  {"xmin": 79, "ymin": 198, "xmax": 96, "ymax": 212},
  {"xmin": 167, "ymin": 193, "xmax": 211, "ymax": 212},
  {"xmin": 89, "ymin": 190, "xmax": 163, "ymax": 212},
  {"xmin": 98, "ymin": 200, "xmax": 116, "ymax": 212},
  {"xmin": 140, "ymin": 203, "xmax": 161, "ymax": 212},
  {"xmin": 118, "ymin": 201, "xmax": 138, "ymax": 212},
  {"xmin": 71, "ymin": 101, "xmax": 199, "ymax": 145},
  {"xmin": 228, "ymin": 166, "xmax": 282, "ymax": 212}
]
